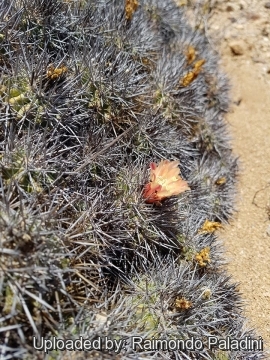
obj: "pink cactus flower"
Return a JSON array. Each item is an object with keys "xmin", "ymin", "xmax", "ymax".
[{"xmin": 143, "ymin": 160, "xmax": 190, "ymax": 204}]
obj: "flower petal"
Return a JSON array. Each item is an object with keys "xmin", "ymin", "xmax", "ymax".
[{"xmin": 143, "ymin": 159, "xmax": 190, "ymax": 204}]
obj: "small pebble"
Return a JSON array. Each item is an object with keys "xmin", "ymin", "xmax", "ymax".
[
  {"xmin": 265, "ymin": 2, "xmax": 270, "ymax": 9},
  {"xmin": 235, "ymin": 24, "xmax": 244, "ymax": 30},
  {"xmin": 266, "ymin": 224, "xmax": 270, "ymax": 236},
  {"xmin": 226, "ymin": 5, "xmax": 234, "ymax": 11},
  {"xmin": 229, "ymin": 41, "xmax": 245, "ymax": 55},
  {"xmin": 239, "ymin": 1, "xmax": 245, "ymax": 10},
  {"xmin": 262, "ymin": 27, "xmax": 269, "ymax": 36}
]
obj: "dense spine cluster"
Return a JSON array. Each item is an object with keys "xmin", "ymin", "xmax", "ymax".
[{"xmin": 0, "ymin": 0, "xmax": 264, "ymax": 359}]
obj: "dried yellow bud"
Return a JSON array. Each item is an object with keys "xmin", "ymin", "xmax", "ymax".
[
  {"xmin": 125, "ymin": 0, "xmax": 139, "ymax": 20},
  {"xmin": 199, "ymin": 220, "xmax": 223, "ymax": 233},
  {"xmin": 175, "ymin": 297, "xmax": 192, "ymax": 310},
  {"xmin": 195, "ymin": 247, "xmax": 211, "ymax": 267}
]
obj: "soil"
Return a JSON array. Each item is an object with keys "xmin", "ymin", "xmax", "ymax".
[{"xmin": 206, "ymin": 0, "xmax": 270, "ymax": 355}]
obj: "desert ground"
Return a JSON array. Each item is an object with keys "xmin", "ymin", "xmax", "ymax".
[{"xmin": 207, "ymin": 0, "xmax": 270, "ymax": 354}]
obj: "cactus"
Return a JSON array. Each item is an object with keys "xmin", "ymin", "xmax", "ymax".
[{"xmin": 0, "ymin": 0, "xmax": 265, "ymax": 359}]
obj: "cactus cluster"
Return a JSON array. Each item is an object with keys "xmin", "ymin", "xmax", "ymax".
[{"xmin": 0, "ymin": 0, "xmax": 264, "ymax": 359}]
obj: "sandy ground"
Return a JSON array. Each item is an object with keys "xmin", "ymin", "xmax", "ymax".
[{"xmin": 207, "ymin": 0, "xmax": 270, "ymax": 355}]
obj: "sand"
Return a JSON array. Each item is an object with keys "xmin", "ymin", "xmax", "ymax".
[{"xmin": 208, "ymin": 0, "xmax": 270, "ymax": 355}]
